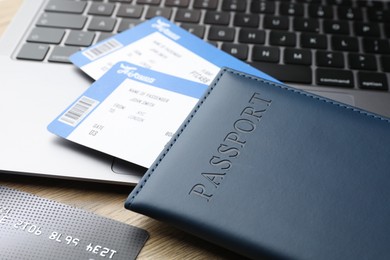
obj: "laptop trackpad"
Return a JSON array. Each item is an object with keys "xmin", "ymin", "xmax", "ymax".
[{"xmin": 307, "ymin": 90, "xmax": 355, "ymax": 106}]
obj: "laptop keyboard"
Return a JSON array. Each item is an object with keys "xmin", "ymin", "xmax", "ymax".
[{"xmin": 16, "ymin": 0, "xmax": 390, "ymax": 91}]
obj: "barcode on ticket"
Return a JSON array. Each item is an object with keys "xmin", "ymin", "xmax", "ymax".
[
  {"xmin": 59, "ymin": 96, "xmax": 99, "ymax": 127},
  {"xmin": 82, "ymin": 38, "xmax": 123, "ymax": 61}
]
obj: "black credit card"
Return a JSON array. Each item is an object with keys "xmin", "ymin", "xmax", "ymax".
[{"xmin": 0, "ymin": 186, "xmax": 148, "ymax": 260}]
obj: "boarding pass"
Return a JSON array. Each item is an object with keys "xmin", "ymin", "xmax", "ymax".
[
  {"xmin": 48, "ymin": 62, "xmax": 205, "ymax": 168},
  {"xmin": 70, "ymin": 17, "xmax": 277, "ymax": 84}
]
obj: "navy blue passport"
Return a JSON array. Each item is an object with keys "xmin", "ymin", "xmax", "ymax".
[{"xmin": 125, "ymin": 68, "xmax": 390, "ymax": 260}]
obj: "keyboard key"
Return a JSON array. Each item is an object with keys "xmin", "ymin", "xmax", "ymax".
[
  {"xmin": 252, "ymin": 46, "xmax": 280, "ymax": 63},
  {"xmin": 308, "ymin": 5, "xmax": 333, "ymax": 18},
  {"xmin": 331, "ymin": 36, "xmax": 358, "ymax": 52},
  {"xmin": 208, "ymin": 26, "xmax": 235, "ymax": 41},
  {"xmin": 316, "ymin": 51, "xmax": 344, "ymax": 68},
  {"xmin": 263, "ymin": 16, "xmax": 289, "ymax": 30},
  {"xmin": 27, "ymin": 27, "xmax": 65, "ymax": 44},
  {"xmin": 45, "ymin": 0, "xmax": 87, "ymax": 14},
  {"xmin": 146, "ymin": 7, "xmax": 172, "ymax": 19},
  {"xmin": 316, "ymin": 68, "xmax": 354, "ymax": 88},
  {"xmin": 65, "ymin": 30, "xmax": 95, "ymax": 47},
  {"xmin": 109, "ymin": 0, "xmax": 132, "ymax": 2},
  {"xmin": 301, "ymin": 33, "xmax": 327, "ymax": 49},
  {"xmin": 137, "ymin": 0, "xmax": 161, "ymax": 4},
  {"xmin": 97, "ymin": 32, "xmax": 114, "ymax": 42},
  {"xmin": 251, "ymin": 62, "xmax": 312, "ymax": 84},
  {"xmin": 323, "ymin": 20, "xmax": 349, "ymax": 35},
  {"xmin": 354, "ymin": 22, "xmax": 380, "ymax": 38},
  {"xmin": 221, "ymin": 43, "xmax": 248, "ymax": 60},
  {"xmin": 222, "ymin": 0, "xmax": 247, "ymax": 12},
  {"xmin": 234, "ymin": 14, "xmax": 259, "ymax": 28},
  {"xmin": 385, "ymin": 24, "xmax": 390, "ymax": 38},
  {"xmin": 326, "ymin": 0, "xmax": 352, "ymax": 6},
  {"xmin": 48, "ymin": 46, "xmax": 80, "ymax": 63},
  {"xmin": 366, "ymin": 8, "xmax": 390, "ymax": 23},
  {"xmin": 238, "ymin": 29, "xmax": 265, "ymax": 44},
  {"xmin": 358, "ymin": 72, "xmax": 388, "ymax": 90},
  {"xmin": 293, "ymin": 18, "xmax": 319, "ymax": 32},
  {"xmin": 88, "ymin": 3, "xmax": 115, "ymax": 16},
  {"xmin": 337, "ymin": 7, "xmax": 363, "ymax": 21},
  {"xmin": 116, "ymin": 5, "xmax": 144, "ymax": 18},
  {"xmin": 357, "ymin": 1, "xmax": 384, "ymax": 8},
  {"xmin": 363, "ymin": 39, "xmax": 390, "ymax": 55},
  {"xmin": 348, "ymin": 54, "xmax": 377, "ymax": 71},
  {"xmin": 204, "ymin": 12, "xmax": 230, "ymax": 25},
  {"xmin": 88, "ymin": 17, "xmax": 117, "ymax": 32},
  {"xmin": 284, "ymin": 48, "xmax": 312, "ymax": 65},
  {"xmin": 381, "ymin": 56, "xmax": 390, "ymax": 72},
  {"xmin": 296, "ymin": 0, "xmax": 321, "ymax": 3},
  {"xmin": 175, "ymin": 9, "xmax": 201, "ymax": 23},
  {"xmin": 180, "ymin": 24, "xmax": 205, "ymax": 38},
  {"xmin": 193, "ymin": 0, "xmax": 218, "ymax": 10},
  {"xmin": 165, "ymin": 0, "xmax": 189, "ymax": 8},
  {"xmin": 279, "ymin": 3, "xmax": 304, "ymax": 17},
  {"xmin": 117, "ymin": 19, "xmax": 142, "ymax": 32},
  {"xmin": 269, "ymin": 31, "xmax": 296, "ymax": 47},
  {"xmin": 17, "ymin": 43, "xmax": 49, "ymax": 61},
  {"xmin": 250, "ymin": 0, "xmax": 275, "ymax": 14},
  {"xmin": 36, "ymin": 13, "xmax": 87, "ymax": 29}
]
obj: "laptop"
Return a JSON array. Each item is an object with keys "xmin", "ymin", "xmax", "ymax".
[{"xmin": 1, "ymin": 0, "xmax": 389, "ymax": 185}]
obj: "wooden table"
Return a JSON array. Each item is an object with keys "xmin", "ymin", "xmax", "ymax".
[{"xmin": 0, "ymin": 1, "xmax": 244, "ymax": 259}]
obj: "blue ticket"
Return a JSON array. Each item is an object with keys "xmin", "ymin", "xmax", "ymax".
[
  {"xmin": 48, "ymin": 62, "xmax": 206, "ymax": 168},
  {"xmin": 70, "ymin": 17, "xmax": 278, "ymax": 85}
]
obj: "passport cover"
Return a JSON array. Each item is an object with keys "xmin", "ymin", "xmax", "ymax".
[{"xmin": 125, "ymin": 68, "xmax": 390, "ymax": 260}]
